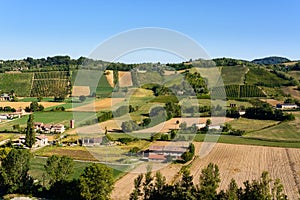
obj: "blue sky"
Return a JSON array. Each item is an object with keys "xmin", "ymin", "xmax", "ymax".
[{"xmin": 0, "ymin": 0, "xmax": 299, "ymax": 62}]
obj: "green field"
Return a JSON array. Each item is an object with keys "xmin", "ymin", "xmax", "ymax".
[
  {"xmin": 245, "ymin": 113, "xmax": 300, "ymax": 142},
  {"xmin": 0, "ymin": 73, "xmax": 33, "ymax": 96},
  {"xmin": 227, "ymin": 118, "xmax": 279, "ymax": 132},
  {"xmin": 221, "ymin": 65, "xmax": 248, "ymax": 85},
  {"xmin": 72, "ymin": 70, "xmax": 113, "ymax": 97},
  {"xmin": 194, "ymin": 134, "xmax": 300, "ymax": 148},
  {"xmin": 29, "ymin": 157, "xmax": 126, "ymax": 182},
  {"xmin": 260, "ymin": 87, "xmax": 285, "ymax": 99},
  {"xmin": 0, "ymin": 111, "xmax": 79, "ymax": 131},
  {"xmin": 245, "ymin": 67, "xmax": 290, "ymax": 86}
]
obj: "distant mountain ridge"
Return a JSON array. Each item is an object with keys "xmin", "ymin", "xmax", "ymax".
[{"xmin": 252, "ymin": 56, "xmax": 291, "ymax": 65}]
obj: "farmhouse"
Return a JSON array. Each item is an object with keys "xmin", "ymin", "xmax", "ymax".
[
  {"xmin": 148, "ymin": 143, "xmax": 189, "ymax": 162},
  {"xmin": 276, "ymin": 103, "xmax": 298, "ymax": 110},
  {"xmin": 81, "ymin": 137, "xmax": 103, "ymax": 146},
  {"xmin": 194, "ymin": 123, "xmax": 206, "ymax": 129},
  {"xmin": 18, "ymin": 135, "xmax": 48, "ymax": 147},
  {"xmin": 0, "ymin": 93, "xmax": 11, "ymax": 101},
  {"xmin": 208, "ymin": 125, "xmax": 221, "ymax": 130},
  {"xmin": 35, "ymin": 135, "xmax": 48, "ymax": 147},
  {"xmin": 0, "ymin": 110, "xmax": 24, "ymax": 120},
  {"xmin": 34, "ymin": 122, "xmax": 65, "ymax": 133}
]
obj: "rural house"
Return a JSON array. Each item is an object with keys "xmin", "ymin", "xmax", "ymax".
[
  {"xmin": 148, "ymin": 142, "xmax": 189, "ymax": 162},
  {"xmin": 34, "ymin": 122, "xmax": 65, "ymax": 133},
  {"xmin": 81, "ymin": 137, "xmax": 103, "ymax": 146},
  {"xmin": 276, "ymin": 103, "xmax": 298, "ymax": 110},
  {"xmin": 0, "ymin": 93, "xmax": 11, "ymax": 101},
  {"xmin": 18, "ymin": 135, "xmax": 48, "ymax": 147}
]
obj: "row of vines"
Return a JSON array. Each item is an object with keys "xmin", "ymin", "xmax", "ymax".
[
  {"xmin": 211, "ymin": 85, "xmax": 266, "ymax": 98},
  {"xmin": 30, "ymin": 71, "xmax": 70, "ymax": 97}
]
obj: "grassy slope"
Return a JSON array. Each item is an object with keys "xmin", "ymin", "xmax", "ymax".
[
  {"xmin": 71, "ymin": 70, "xmax": 113, "ymax": 97},
  {"xmin": 244, "ymin": 113, "xmax": 300, "ymax": 142},
  {"xmin": 288, "ymin": 70, "xmax": 300, "ymax": 81},
  {"xmin": 0, "ymin": 73, "xmax": 33, "ymax": 96},
  {"xmin": 29, "ymin": 157, "xmax": 125, "ymax": 181},
  {"xmin": 221, "ymin": 65, "xmax": 248, "ymax": 85},
  {"xmin": 227, "ymin": 118, "xmax": 279, "ymax": 132},
  {"xmin": 245, "ymin": 67, "xmax": 289, "ymax": 86}
]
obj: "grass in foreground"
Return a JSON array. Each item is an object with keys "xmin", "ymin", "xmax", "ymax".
[{"xmin": 29, "ymin": 157, "xmax": 126, "ymax": 182}]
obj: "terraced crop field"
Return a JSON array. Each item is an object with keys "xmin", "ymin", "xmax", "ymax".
[{"xmin": 0, "ymin": 73, "xmax": 33, "ymax": 96}]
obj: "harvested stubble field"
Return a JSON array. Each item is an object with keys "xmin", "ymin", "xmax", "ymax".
[
  {"xmin": 105, "ymin": 70, "xmax": 114, "ymax": 87},
  {"xmin": 118, "ymin": 71, "xmax": 133, "ymax": 87},
  {"xmin": 0, "ymin": 101, "xmax": 64, "ymax": 109},
  {"xmin": 71, "ymin": 86, "xmax": 90, "ymax": 96},
  {"xmin": 112, "ymin": 142, "xmax": 300, "ymax": 200},
  {"xmin": 111, "ymin": 160, "xmax": 182, "ymax": 200},
  {"xmin": 260, "ymin": 98, "xmax": 283, "ymax": 107},
  {"xmin": 189, "ymin": 142, "xmax": 300, "ymax": 200},
  {"xmin": 133, "ymin": 117, "xmax": 233, "ymax": 133},
  {"xmin": 70, "ymin": 98, "xmax": 125, "ymax": 112}
]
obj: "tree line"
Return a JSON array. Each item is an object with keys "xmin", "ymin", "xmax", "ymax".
[{"xmin": 130, "ymin": 163, "xmax": 289, "ymax": 200}]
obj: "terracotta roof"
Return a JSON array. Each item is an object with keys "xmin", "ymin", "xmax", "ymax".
[
  {"xmin": 36, "ymin": 135, "xmax": 47, "ymax": 140},
  {"xmin": 149, "ymin": 153, "xmax": 166, "ymax": 160}
]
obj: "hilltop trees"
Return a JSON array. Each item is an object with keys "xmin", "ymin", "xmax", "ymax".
[{"xmin": 25, "ymin": 114, "xmax": 35, "ymax": 148}]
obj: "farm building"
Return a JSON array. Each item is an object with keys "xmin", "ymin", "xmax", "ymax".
[
  {"xmin": 34, "ymin": 122, "xmax": 65, "ymax": 133},
  {"xmin": 276, "ymin": 103, "xmax": 298, "ymax": 110},
  {"xmin": 148, "ymin": 143, "xmax": 189, "ymax": 162},
  {"xmin": 35, "ymin": 135, "xmax": 48, "ymax": 147},
  {"xmin": 0, "ymin": 93, "xmax": 11, "ymax": 101},
  {"xmin": 208, "ymin": 125, "xmax": 221, "ymax": 130},
  {"xmin": 81, "ymin": 137, "xmax": 103, "ymax": 146},
  {"xmin": 194, "ymin": 123, "xmax": 206, "ymax": 129},
  {"xmin": 239, "ymin": 110, "xmax": 246, "ymax": 115},
  {"xmin": 18, "ymin": 135, "xmax": 48, "ymax": 147}
]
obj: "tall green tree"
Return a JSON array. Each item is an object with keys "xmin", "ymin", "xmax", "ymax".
[
  {"xmin": 130, "ymin": 174, "xmax": 143, "ymax": 200},
  {"xmin": 225, "ymin": 179, "xmax": 239, "ymax": 200},
  {"xmin": 79, "ymin": 164, "xmax": 114, "ymax": 200},
  {"xmin": 197, "ymin": 163, "xmax": 221, "ymax": 200},
  {"xmin": 0, "ymin": 149, "xmax": 32, "ymax": 194},
  {"xmin": 25, "ymin": 114, "xmax": 35, "ymax": 148},
  {"xmin": 44, "ymin": 155, "xmax": 74, "ymax": 186}
]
